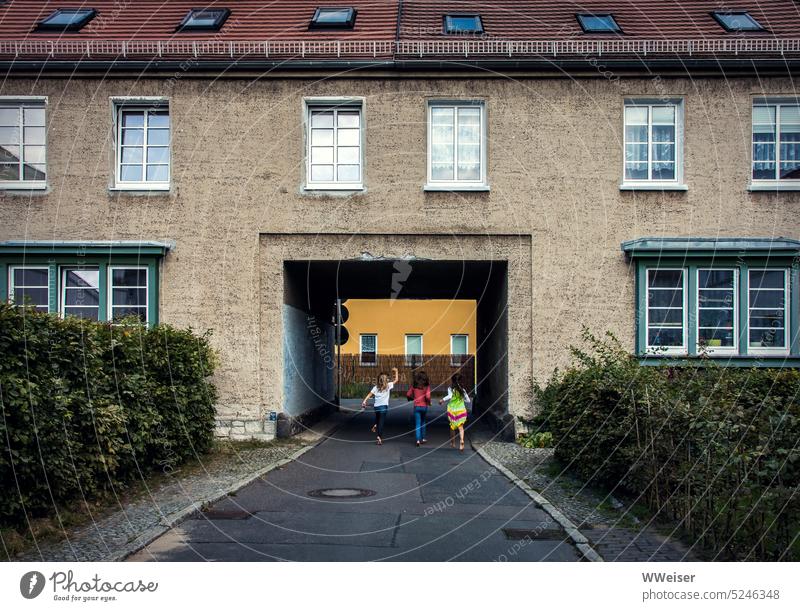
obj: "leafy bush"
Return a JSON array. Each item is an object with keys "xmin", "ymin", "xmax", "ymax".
[
  {"xmin": 535, "ymin": 329, "xmax": 800, "ymax": 560},
  {"xmin": 0, "ymin": 304, "xmax": 218, "ymax": 526},
  {"xmin": 519, "ymin": 431, "xmax": 553, "ymax": 448}
]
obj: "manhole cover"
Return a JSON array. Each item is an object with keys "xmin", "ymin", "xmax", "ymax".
[
  {"xmin": 503, "ymin": 527, "xmax": 565, "ymax": 540},
  {"xmin": 201, "ymin": 509, "xmax": 252, "ymax": 520},
  {"xmin": 307, "ymin": 488, "xmax": 376, "ymax": 499}
]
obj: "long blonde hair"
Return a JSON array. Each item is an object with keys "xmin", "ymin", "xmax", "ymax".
[{"xmin": 377, "ymin": 372, "xmax": 390, "ymax": 392}]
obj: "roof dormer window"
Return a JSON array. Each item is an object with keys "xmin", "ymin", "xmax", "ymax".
[
  {"xmin": 712, "ymin": 11, "xmax": 764, "ymax": 32},
  {"xmin": 444, "ymin": 14, "xmax": 484, "ymax": 35},
  {"xmin": 37, "ymin": 8, "xmax": 96, "ymax": 32},
  {"xmin": 576, "ymin": 13, "xmax": 621, "ymax": 33},
  {"xmin": 177, "ymin": 8, "xmax": 230, "ymax": 32},
  {"xmin": 309, "ymin": 7, "xmax": 357, "ymax": 30}
]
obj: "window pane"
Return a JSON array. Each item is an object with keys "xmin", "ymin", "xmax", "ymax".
[
  {"xmin": 23, "ymin": 145, "xmax": 45, "ymax": 163},
  {"xmin": 337, "ymin": 146, "xmax": 360, "ymax": 164},
  {"xmin": 361, "ymin": 335, "xmax": 376, "ymax": 351},
  {"xmin": 780, "ymin": 106, "xmax": 800, "ymax": 123},
  {"xmin": 120, "ymin": 165, "xmax": 142, "ymax": 181},
  {"xmin": 749, "ymin": 270, "xmax": 785, "ymax": 289},
  {"xmin": 311, "ymin": 129, "xmax": 333, "ymax": 147},
  {"xmin": 65, "ymin": 288, "xmax": 100, "ymax": 306},
  {"xmin": 699, "ymin": 328, "xmax": 735, "ymax": 347},
  {"xmin": 652, "ymin": 106, "xmax": 675, "ymax": 124},
  {"xmin": 112, "ymin": 287, "xmax": 146, "ymax": 306},
  {"xmin": 14, "ymin": 287, "xmax": 48, "ymax": 307},
  {"xmin": 147, "ymin": 129, "xmax": 170, "ymax": 146},
  {"xmin": 0, "ymin": 145, "xmax": 19, "ymax": 162},
  {"xmin": 749, "ymin": 329, "xmax": 785, "ymax": 348},
  {"xmin": 699, "ymin": 309, "xmax": 734, "ymax": 327},
  {"xmin": 749, "ymin": 290, "xmax": 784, "ymax": 308},
  {"xmin": 23, "ymin": 164, "xmax": 45, "ymax": 181},
  {"xmin": 406, "ymin": 335, "xmax": 422, "ymax": 354},
  {"xmin": 700, "ymin": 270, "xmax": 734, "ymax": 289},
  {"xmin": 458, "ymin": 143, "xmax": 480, "ymax": 163},
  {"xmin": 431, "ymin": 163, "xmax": 454, "ymax": 181},
  {"xmin": 146, "ymin": 165, "xmax": 169, "ymax": 182},
  {"xmin": 121, "ymin": 147, "xmax": 143, "ymax": 163},
  {"xmin": 337, "ymin": 128, "xmax": 359, "ymax": 146},
  {"xmin": 147, "ymin": 147, "xmax": 169, "ymax": 163},
  {"xmin": 452, "ymin": 335, "xmax": 467, "ymax": 354},
  {"xmin": 652, "ymin": 143, "xmax": 674, "ymax": 162},
  {"xmin": 626, "ymin": 144, "xmax": 648, "ymax": 162},
  {"xmin": 648, "ymin": 308, "xmax": 683, "ymax": 324},
  {"xmin": 0, "ymin": 107, "xmax": 18, "ymax": 125},
  {"xmin": 0, "ymin": 164, "xmax": 20, "ymax": 180},
  {"xmin": 311, "ymin": 165, "xmax": 334, "ymax": 182},
  {"xmin": 65, "ymin": 269, "xmax": 98, "ymax": 288},
  {"xmin": 148, "ymin": 112, "xmax": 169, "ymax": 128},
  {"xmin": 625, "ymin": 163, "xmax": 647, "ymax": 180},
  {"xmin": 749, "ymin": 311, "xmax": 785, "ymax": 327},
  {"xmin": 337, "ymin": 111, "xmax": 359, "ymax": 128},
  {"xmin": 23, "ymin": 127, "xmax": 46, "ymax": 145},
  {"xmin": 112, "ymin": 268, "xmax": 147, "ymax": 286},
  {"xmin": 779, "ymin": 161, "xmax": 800, "ymax": 179},
  {"xmin": 121, "ymin": 112, "xmax": 144, "ymax": 128},
  {"xmin": 625, "ymin": 125, "xmax": 647, "ymax": 142},
  {"xmin": 432, "ymin": 107, "xmax": 454, "ymax": 126},
  {"xmin": 337, "ymin": 165, "xmax": 360, "ymax": 182},
  {"xmin": 121, "ymin": 129, "xmax": 144, "ymax": 145},
  {"xmin": 648, "ymin": 269, "xmax": 682, "ymax": 288},
  {"xmin": 311, "ymin": 146, "xmax": 333, "ymax": 164},
  {"xmin": 457, "ymin": 162, "xmax": 480, "ymax": 181},
  {"xmin": 0, "ymin": 126, "xmax": 20, "ymax": 144},
  {"xmin": 311, "ymin": 112, "xmax": 333, "ymax": 128},
  {"xmin": 23, "ymin": 108, "xmax": 45, "ymax": 126},
  {"xmin": 652, "ymin": 125, "xmax": 674, "ymax": 143},
  {"xmin": 753, "ymin": 106, "xmax": 776, "ymax": 124},
  {"xmin": 458, "ymin": 123, "xmax": 480, "ymax": 144},
  {"xmin": 431, "ymin": 125, "xmax": 453, "ymax": 143},
  {"xmin": 112, "ymin": 307, "xmax": 147, "ymax": 323},
  {"xmin": 14, "ymin": 268, "xmax": 48, "ymax": 285},
  {"xmin": 652, "ymin": 162, "xmax": 675, "ymax": 180},
  {"xmin": 625, "ymin": 106, "xmax": 647, "ymax": 124},
  {"xmin": 648, "ymin": 328, "xmax": 683, "ymax": 348}
]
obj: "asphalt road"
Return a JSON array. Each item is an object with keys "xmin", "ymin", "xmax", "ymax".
[{"xmin": 129, "ymin": 401, "xmax": 580, "ymax": 562}]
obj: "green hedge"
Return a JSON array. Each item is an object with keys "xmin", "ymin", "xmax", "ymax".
[
  {"xmin": 0, "ymin": 303, "xmax": 218, "ymax": 526},
  {"xmin": 535, "ymin": 330, "xmax": 800, "ymax": 561}
]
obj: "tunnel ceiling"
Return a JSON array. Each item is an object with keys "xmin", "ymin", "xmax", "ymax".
[{"xmin": 284, "ymin": 260, "xmax": 507, "ymax": 312}]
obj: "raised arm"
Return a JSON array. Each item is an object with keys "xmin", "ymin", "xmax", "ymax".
[{"xmin": 391, "ymin": 367, "xmax": 399, "ymax": 384}]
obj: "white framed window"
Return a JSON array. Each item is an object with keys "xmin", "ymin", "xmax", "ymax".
[
  {"xmin": 109, "ymin": 266, "xmax": 148, "ymax": 324},
  {"xmin": 60, "ymin": 267, "xmax": 100, "ymax": 321},
  {"xmin": 113, "ymin": 101, "xmax": 170, "ymax": 190},
  {"xmin": 751, "ymin": 100, "xmax": 800, "ymax": 189},
  {"xmin": 360, "ymin": 333, "xmax": 377, "ymax": 366},
  {"xmin": 622, "ymin": 99, "xmax": 684, "ymax": 189},
  {"xmin": 8, "ymin": 266, "xmax": 49, "ymax": 312},
  {"xmin": 450, "ymin": 334, "xmax": 469, "ymax": 366},
  {"xmin": 405, "ymin": 333, "xmax": 423, "ymax": 366},
  {"xmin": 747, "ymin": 269, "xmax": 789, "ymax": 354},
  {"xmin": 426, "ymin": 100, "xmax": 488, "ymax": 191},
  {"xmin": 0, "ymin": 98, "xmax": 47, "ymax": 190},
  {"xmin": 696, "ymin": 269, "xmax": 738, "ymax": 355},
  {"xmin": 305, "ymin": 101, "xmax": 363, "ymax": 190},
  {"xmin": 645, "ymin": 268, "xmax": 687, "ymax": 355}
]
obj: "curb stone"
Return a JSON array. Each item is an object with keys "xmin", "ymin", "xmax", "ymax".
[
  {"xmin": 474, "ymin": 445, "xmax": 604, "ymax": 562},
  {"xmin": 116, "ymin": 413, "xmax": 351, "ymax": 562}
]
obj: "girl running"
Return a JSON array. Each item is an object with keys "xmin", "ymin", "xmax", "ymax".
[
  {"xmin": 439, "ymin": 372, "xmax": 470, "ymax": 452},
  {"xmin": 361, "ymin": 367, "xmax": 399, "ymax": 445},
  {"xmin": 406, "ymin": 370, "xmax": 431, "ymax": 447}
]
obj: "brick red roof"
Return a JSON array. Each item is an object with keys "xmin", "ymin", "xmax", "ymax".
[
  {"xmin": 0, "ymin": 0, "xmax": 799, "ymax": 64},
  {"xmin": 398, "ymin": 1, "xmax": 800, "ymax": 39},
  {"xmin": 0, "ymin": 1, "xmax": 400, "ymax": 40}
]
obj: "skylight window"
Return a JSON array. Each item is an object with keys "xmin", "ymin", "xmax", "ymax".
[
  {"xmin": 309, "ymin": 7, "xmax": 357, "ymax": 30},
  {"xmin": 712, "ymin": 11, "xmax": 764, "ymax": 32},
  {"xmin": 576, "ymin": 13, "xmax": 621, "ymax": 33},
  {"xmin": 177, "ymin": 8, "xmax": 230, "ymax": 32},
  {"xmin": 37, "ymin": 8, "xmax": 96, "ymax": 32},
  {"xmin": 444, "ymin": 14, "xmax": 484, "ymax": 35}
]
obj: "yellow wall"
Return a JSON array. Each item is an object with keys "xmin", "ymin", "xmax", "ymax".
[{"xmin": 341, "ymin": 299, "xmax": 476, "ymax": 355}]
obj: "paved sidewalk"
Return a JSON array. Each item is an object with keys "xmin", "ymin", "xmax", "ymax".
[
  {"xmin": 130, "ymin": 402, "xmax": 581, "ymax": 562},
  {"xmin": 477, "ymin": 438, "xmax": 697, "ymax": 561},
  {"xmin": 15, "ymin": 415, "xmax": 346, "ymax": 562}
]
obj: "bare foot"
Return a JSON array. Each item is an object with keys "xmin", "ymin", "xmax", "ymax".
[
  {"xmin": 376, "ymin": 436, "xmax": 382, "ymax": 445},
  {"xmin": 371, "ymin": 424, "xmax": 377, "ymax": 433}
]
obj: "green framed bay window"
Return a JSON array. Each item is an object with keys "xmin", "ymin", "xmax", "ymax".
[
  {"xmin": 0, "ymin": 240, "xmax": 172, "ymax": 325},
  {"xmin": 622, "ymin": 237, "xmax": 800, "ymax": 365}
]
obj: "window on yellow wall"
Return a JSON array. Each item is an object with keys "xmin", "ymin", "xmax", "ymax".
[
  {"xmin": 405, "ymin": 334, "xmax": 423, "ymax": 367},
  {"xmin": 360, "ymin": 334, "xmax": 377, "ymax": 366},
  {"xmin": 451, "ymin": 334, "xmax": 468, "ymax": 366}
]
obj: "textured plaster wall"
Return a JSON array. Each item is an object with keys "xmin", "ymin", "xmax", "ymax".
[{"xmin": 1, "ymin": 76, "xmax": 799, "ymax": 430}]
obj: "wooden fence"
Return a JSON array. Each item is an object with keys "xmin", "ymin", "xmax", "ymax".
[{"xmin": 336, "ymin": 354, "xmax": 474, "ymax": 394}]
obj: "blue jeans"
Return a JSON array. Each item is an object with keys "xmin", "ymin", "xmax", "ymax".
[
  {"xmin": 414, "ymin": 408, "xmax": 428, "ymax": 442},
  {"xmin": 374, "ymin": 407, "xmax": 387, "ymax": 437}
]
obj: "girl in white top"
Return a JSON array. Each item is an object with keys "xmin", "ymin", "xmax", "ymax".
[{"xmin": 361, "ymin": 367, "xmax": 399, "ymax": 445}]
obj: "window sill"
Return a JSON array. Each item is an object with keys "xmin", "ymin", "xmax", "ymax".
[
  {"xmin": 748, "ymin": 181, "xmax": 800, "ymax": 192},
  {"xmin": 304, "ymin": 184, "xmax": 364, "ymax": 192},
  {"xmin": 109, "ymin": 184, "xmax": 171, "ymax": 193},
  {"xmin": 639, "ymin": 353, "xmax": 798, "ymax": 366},
  {"xmin": 423, "ymin": 184, "xmax": 490, "ymax": 192},
  {"xmin": 619, "ymin": 182, "xmax": 688, "ymax": 192},
  {"xmin": 0, "ymin": 182, "xmax": 47, "ymax": 191}
]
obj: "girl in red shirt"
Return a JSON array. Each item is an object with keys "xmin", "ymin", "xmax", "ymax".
[{"xmin": 406, "ymin": 370, "xmax": 431, "ymax": 447}]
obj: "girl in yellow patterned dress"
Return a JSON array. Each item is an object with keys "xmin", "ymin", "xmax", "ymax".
[{"xmin": 439, "ymin": 373, "xmax": 470, "ymax": 452}]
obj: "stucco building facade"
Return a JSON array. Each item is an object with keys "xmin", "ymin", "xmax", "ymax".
[{"xmin": 1, "ymin": 1, "xmax": 799, "ymax": 439}]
